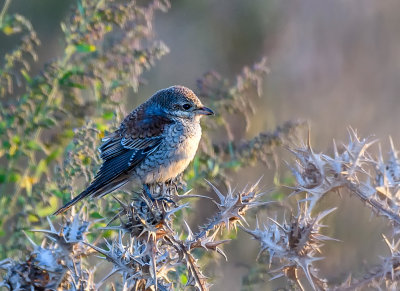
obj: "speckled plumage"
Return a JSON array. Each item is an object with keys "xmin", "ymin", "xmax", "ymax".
[{"xmin": 55, "ymin": 86, "xmax": 213, "ymax": 215}]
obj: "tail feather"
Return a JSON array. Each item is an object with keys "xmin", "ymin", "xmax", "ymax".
[
  {"xmin": 53, "ymin": 176, "xmax": 129, "ymax": 215},
  {"xmin": 53, "ymin": 188, "xmax": 92, "ymax": 215}
]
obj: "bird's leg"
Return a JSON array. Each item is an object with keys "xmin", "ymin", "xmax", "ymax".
[
  {"xmin": 163, "ymin": 181, "xmax": 178, "ymax": 207},
  {"xmin": 143, "ymin": 183, "xmax": 176, "ymax": 206},
  {"xmin": 165, "ymin": 178, "xmax": 179, "ymax": 196},
  {"xmin": 165, "ymin": 179, "xmax": 172, "ymax": 196},
  {"xmin": 143, "ymin": 184, "xmax": 155, "ymax": 201},
  {"xmin": 171, "ymin": 179, "xmax": 179, "ymax": 194}
]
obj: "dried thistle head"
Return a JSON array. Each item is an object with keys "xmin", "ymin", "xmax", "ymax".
[
  {"xmin": 284, "ymin": 129, "xmax": 400, "ymax": 289},
  {"xmin": 0, "ymin": 211, "xmax": 95, "ymax": 290},
  {"xmin": 288, "ymin": 144, "xmax": 326, "ymax": 191},
  {"xmin": 373, "ymin": 138, "xmax": 400, "ymax": 207},
  {"xmin": 193, "ymin": 180, "xmax": 268, "ymax": 241},
  {"xmin": 0, "ymin": 254, "xmax": 61, "ymax": 290},
  {"xmin": 86, "ymin": 235, "xmax": 174, "ymax": 290},
  {"xmin": 105, "ymin": 183, "xmax": 188, "ymax": 238},
  {"xmin": 286, "ymin": 128, "xmax": 379, "ymax": 212},
  {"xmin": 84, "ymin": 187, "xmax": 191, "ymax": 290},
  {"xmin": 241, "ymin": 203, "xmax": 336, "ymax": 291}
]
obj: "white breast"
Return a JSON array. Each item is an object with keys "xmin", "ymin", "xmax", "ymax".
[{"xmin": 140, "ymin": 121, "xmax": 202, "ymax": 184}]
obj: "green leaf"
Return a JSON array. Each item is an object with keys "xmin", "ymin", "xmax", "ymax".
[
  {"xmin": 51, "ymin": 189, "xmax": 65, "ymax": 198},
  {"xmin": 40, "ymin": 117, "xmax": 57, "ymax": 127},
  {"xmin": 17, "ymin": 196, "xmax": 26, "ymax": 205},
  {"xmin": 282, "ymin": 175, "xmax": 296, "ymax": 186},
  {"xmin": 271, "ymin": 191, "xmax": 285, "ymax": 201},
  {"xmin": 211, "ymin": 163, "xmax": 219, "ymax": 177},
  {"xmin": 26, "ymin": 140, "xmax": 41, "ymax": 151},
  {"xmin": 28, "ymin": 213, "xmax": 40, "ymax": 223},
  {"xmin": 34, "ymin": 159, "xmax": 48, "ymax": 179},
  {"xmin": 7, "ymin": 171, "xmax": 21, "ymax": 183},
  {"xmin": 96, "ymin": 122, "xmax": 108, "ymax": 132},
  {"xmin": 0, "ymin": 121, "xmax": 6, "ymax": 135},
  {"xmin": 228, "ymin": 141, "xmax": 235, "ymax": 157},
  {"xmin": 2, "ymin": 140, "xmax": 10, "ymax": 149},
  {"xmin": 102, "ymin": 229, "xmax": 113, "ymax": 239},
  {"xmin": 11, "ymin": 135, "xmax": 20, "ymax": 144},
  {"xmin": 77, "ymin": 0, "xmax": 85, "ymax": 16},
  {"xmin": 224, "ymin": 160, "xmax": 241, "ymax": 170},
  {"xmin": 63, "ymin": 129, "xmax": 75, "ymax": 138},
  {"xmin": 193, "ymin": 156, "xmax": 199, "ymax": 176},
  {"xmin": 58, "ymin": 71, "xmax": 73, "ymax": 83},
  {"xmin": 20, "ymin": 69, "xmax": 32, "ymax": 84},
  {"xmin": 102, "ymin": 111, "xmax": 114, "ymax": 120},
  {"xmin": 68, "ymin": 82, "xmax": 86, "ymax": 89},
  {"xmin": 180, "ymin": 273, "xmax": 188, "ymax": 285},
  {"xmin": 75, "ymin": 43, "xmax": 96, "ymax": 53},
  {"xmin": 82, "ymin": 156, "xmax": 91, "ymax": 165},
  {"xmin": 2, "ymin": 26, "xmax": 14, "ymax": 35},
  {"xmin": 90, "ymin": 212, "xmax": 103, "ymax": 219},
  {"xmin": 45, "ymin": 148, "xmax": 62, "ymax": 163},
  {"xmin": 86, "ymin": 233, "xmax": 96, "ymax": 243},
  {"xmin": 0, "ymin": 167, "xmax": 5, "ymax": 183}
]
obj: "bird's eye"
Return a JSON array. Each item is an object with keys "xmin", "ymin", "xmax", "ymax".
[{"xmin": 182, "ymin": 104, "xmax": 191, "ymax": 110}]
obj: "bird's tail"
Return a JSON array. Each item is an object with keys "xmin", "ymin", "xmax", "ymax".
[
  {"xmin": 53, "ymin": 188, "xmax": 92, "ymax": 215},
  {"xmin": 53, "ymin": 177, "xmax": 129, "ymax": 215}
]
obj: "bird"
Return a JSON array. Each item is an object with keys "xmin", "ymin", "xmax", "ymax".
[{"xmin": 54, "ymin": 85, "xmax": 214, "ymax": 215}]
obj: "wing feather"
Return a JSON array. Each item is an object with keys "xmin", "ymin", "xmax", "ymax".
[{"xmin": 54, "ymin": 108, "xmax": 174, "ymax": 215}]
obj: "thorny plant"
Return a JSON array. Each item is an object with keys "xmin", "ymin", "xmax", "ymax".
[
  {"xmin": 6, "ymin": 0, "xmax": 400, "ymax": 290},
  {"xmin": 0, "ymin": 176, "xmax": 271, "ymax": 291},
  {"xmin": 239, "ymin": 129, "xmax": 400, "ymax": 290},
  {"xmin": 7, "ymin": 126, "xmax": 400, "ymax": 290}
]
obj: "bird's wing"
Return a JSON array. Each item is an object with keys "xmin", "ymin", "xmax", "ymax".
[
  {"xmin": 54, "ymin": 111, "xmax": 174, "ymax": 215},
  {"xmin": 99, "ymin": 111, "xmax": 173, "ymax": 161},
  {"xmin": 92, "ymin": 112, "xmax": 175, "ymax": 193}
]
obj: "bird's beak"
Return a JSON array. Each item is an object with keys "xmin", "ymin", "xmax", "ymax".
[{"xmin": 196, "ymin": 106, "xmax": 214, "ymax": 116}]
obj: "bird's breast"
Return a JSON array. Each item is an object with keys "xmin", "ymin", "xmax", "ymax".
[{"xmin": 138, "ymin": 121, "xmax": 202, "ymax": 184}]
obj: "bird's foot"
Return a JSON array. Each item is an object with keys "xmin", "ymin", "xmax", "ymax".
[
  {"xmin": 157, "ymin": 196, "xmax": 177, "ymax": 207},
  {"xmin": 143, "ymin": 184, "xmax": 177, "ymax": 207},
  {"xmin": 143, "ymin": 184, "xmax": 155, "ymax": 201},
  {"xmin": 165, "ymin": 179, "xmax": 180, "ymax": 196}
]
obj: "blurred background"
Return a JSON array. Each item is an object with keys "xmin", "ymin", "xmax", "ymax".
[{"xmin": 2, "ymin": 0, "xmax": 400, "ymax": 289}]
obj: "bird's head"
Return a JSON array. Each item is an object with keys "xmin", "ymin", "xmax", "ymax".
[{"xmin": 150, "ymin": 85, "xmax": 214, "ymax": 120}]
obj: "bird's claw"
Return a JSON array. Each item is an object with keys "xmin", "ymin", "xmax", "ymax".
[
  {"xmin": 143, "ymin": 184, "xmax": 155, "ymax": 201},
  {"xmin": 143, "ymin": 184, "xmax": 177, "ymax": 207}
]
